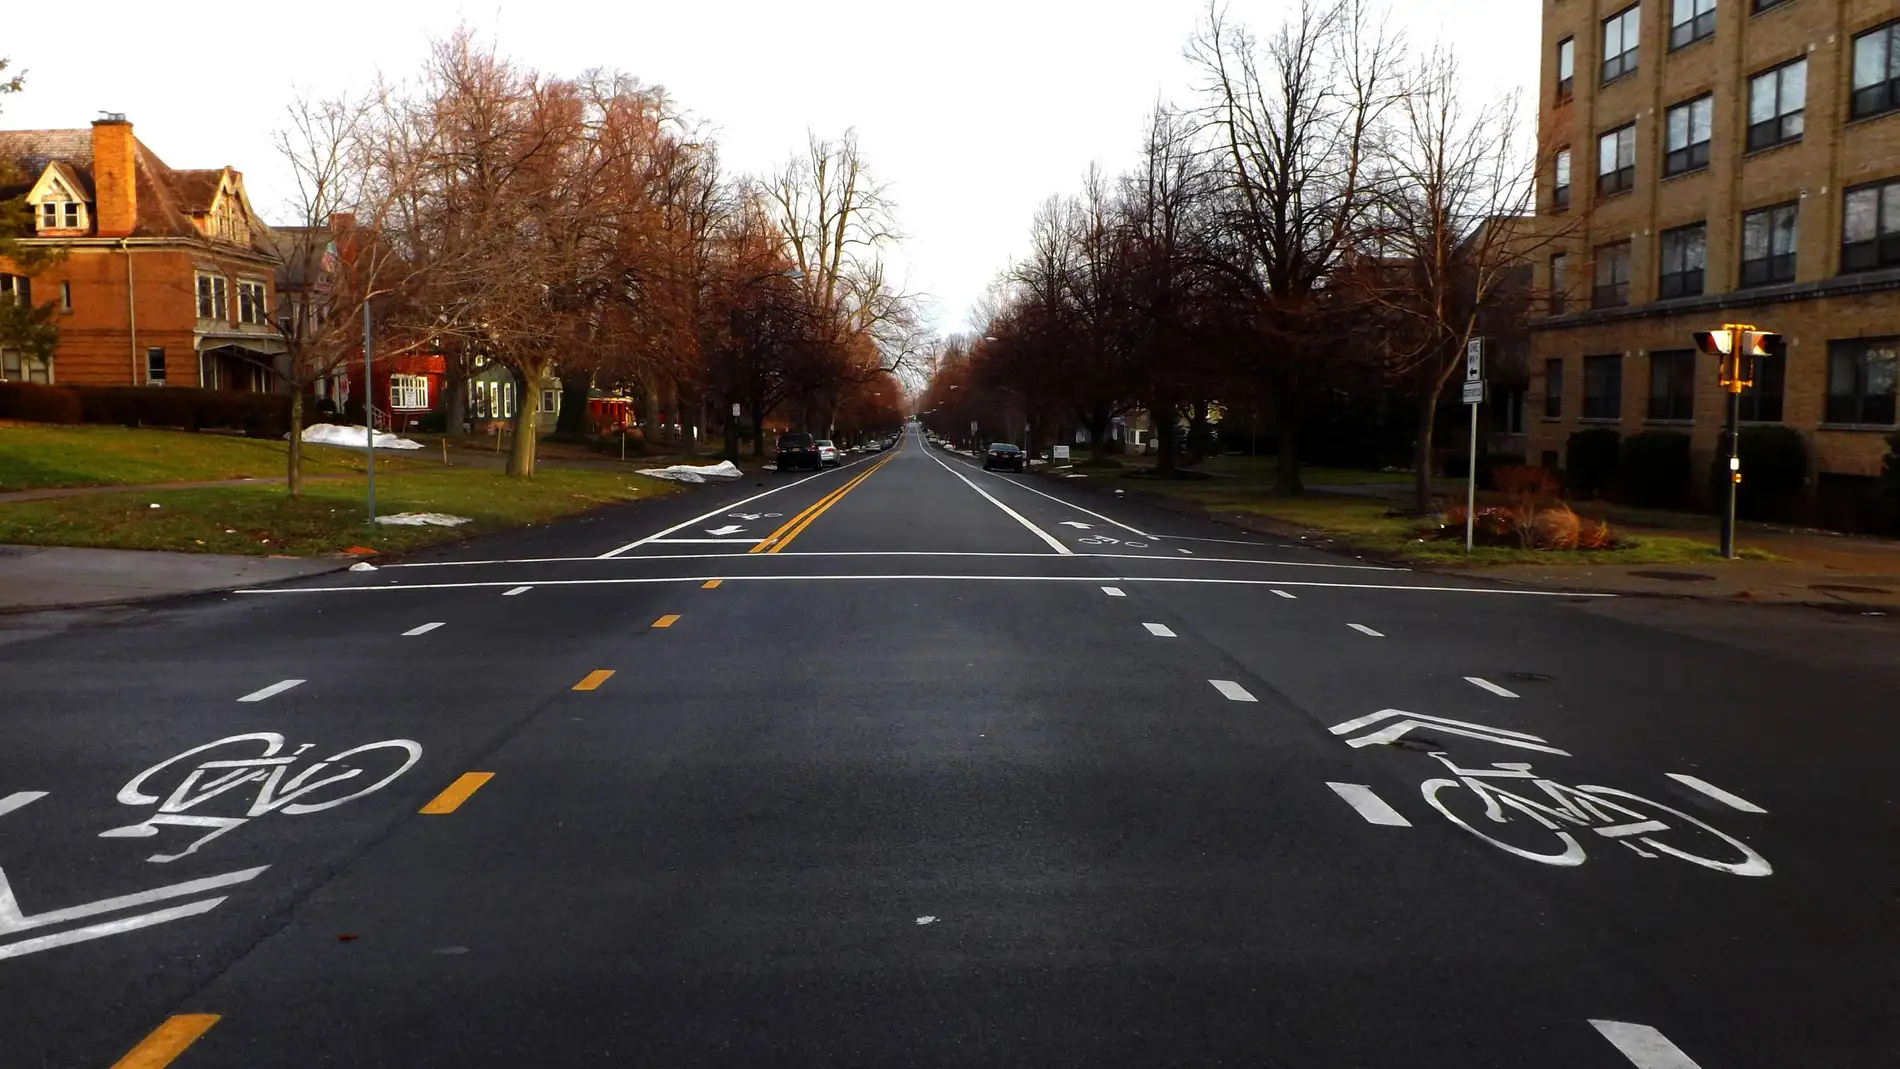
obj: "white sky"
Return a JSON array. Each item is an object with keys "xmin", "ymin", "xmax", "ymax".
[{"xmin": 5, "ymin": 0, "xmax": 1536, "ymax": 335}]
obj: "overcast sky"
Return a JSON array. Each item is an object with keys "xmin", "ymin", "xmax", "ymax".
[{"xmin": 4, "ymin": 0, "xmax": 1536, "ymax": 335}]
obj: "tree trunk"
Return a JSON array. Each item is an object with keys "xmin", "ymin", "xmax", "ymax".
[
  {"xmin": 556, "ymin": 370, "xmax": 592, "ymax": 436},
  {"xmin": 678, "ymin": 381, "xmax": 699, "ymax": 457},
  {"xmin": 1274, "ymin": 386, "xmax": 1303, "ymax": 495},
  {"xmin": 1088, "ymin": 408, "xmax": 1112, "ymax": 463},
  {"xmin": 287, "ymin": 390, "xmax": 305, "ymax": 498},
  {"xmin": 1153, "ymin": 397, "xmax": 1178, "ymax": 476},
  {"xmin": 1413, "ymin": 387, "xmax": 1440, "ymax": 513},
  {"xmin": 724, "ymin": 394, "xmax": 739, "ymax": 459},
  {"xmin": 507, "ymin": 369, "xmax": 539, "ymax": 477},
  {"xmin": 749, "ymin": 393, "xmax": 768, "ymax": 455},
  {"xmin": 445, "ymin": 351, "xmax": 469, "ymax": 441}
]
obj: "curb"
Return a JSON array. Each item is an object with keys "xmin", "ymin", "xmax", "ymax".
[{"xmin": 0, "ymin": 558, "xmax": 354, "ymax": 616}]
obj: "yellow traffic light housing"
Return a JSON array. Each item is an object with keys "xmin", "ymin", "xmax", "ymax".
[{"xmin": 1698, "ymin": 322, "xmax": 1778, "ymax": 392}]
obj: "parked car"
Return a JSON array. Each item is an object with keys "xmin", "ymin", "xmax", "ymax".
[
  {"xmin": 983, "ymin": 442, "xmax": 1026, "ymax": 472},
  {"xmin": 866, "ymin": 439, "xmax": 883, "ymax": 453},
  {"xmin": 816, "ymin": 439, "xmax": 840, "ymax": 466},
  {"xmin": 775, "ymin": 432, "xmax": 822, "ymax": 471}
]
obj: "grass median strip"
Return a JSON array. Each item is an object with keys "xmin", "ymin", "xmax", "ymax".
[
  {"xmin": 110, "ymin": 1013, "xmax": 221, "ymax": 1069},
  {"xmin": 420, "ymin": 772, "xmax": 494, "ymax": 815}
]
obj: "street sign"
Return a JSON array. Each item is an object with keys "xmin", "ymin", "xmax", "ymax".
[
  {"xmin": 1462, "ymin": 380, "xmax": 1485, "ymax": 404},
  {"xmin": 1053, "ymin": 445, "xmax": 1070, "ymax": 460},
  {"xmin": 731, "ymin": 403, "xmax": 741, "ymax": 417},
  {"xmin": 969, "ymin": 421, "xmax": 978, "ymax": 434},
  {"xmin": 1465, "ymin": 338, "xmax": 1484, "ymax": 382}
]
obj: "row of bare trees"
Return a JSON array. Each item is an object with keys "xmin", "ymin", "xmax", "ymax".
[
  {"xmin": 270, "ymin": 30, "xmax": 916, "ymax": 490},
  {"xmin": 927, "ymin": 0, "xmax": 1542, "ymax": 508}
]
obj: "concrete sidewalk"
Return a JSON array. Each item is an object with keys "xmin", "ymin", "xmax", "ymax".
[{"xmin": 0, "ymin": 545, "xmax": 345, "ymax": 612}]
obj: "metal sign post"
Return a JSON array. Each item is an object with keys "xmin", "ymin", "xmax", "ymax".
[
  {"xmin": 363, "ymin": 303, "xmax": 375, "ymax": 524},
  {"xmin": 1463, "ymin": 339, "xmax": 1485, "ymax": 554}
]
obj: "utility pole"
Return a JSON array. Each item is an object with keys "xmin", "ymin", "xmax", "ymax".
[
  {"xmin": 363, "ymin": 301, "xmax": 375, "ymax": 524},
  {"xmin": 1693, "ymin": 323, "xmax": 1780, "ymax": 560}
]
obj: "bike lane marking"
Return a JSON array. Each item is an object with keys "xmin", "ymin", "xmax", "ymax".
[
  {"xmin": 1465, "ymin": 676, "xmax": 1520, "ymax": 699},
  {"xmin": 502, "ymin": 586, "xmax": 533, "ymax": 597},
  {"xmin": 402, "ymin": 622, "xmax": 445, "ymax": 636},
  {"xmin": 1102, "ymin": 587, "xmax": 1126, "ymax": 597},
  {"xmin": 572, "ymin": 670, "xmax": 615, "ymax": 691},
  {"xmin": 1588, "ymin": 1020, "xmax": 1707, "ymax": 1068},
  {"xmin": 1210, "ymin": 680, "xmax": 1258, "ymax": 703},
  {"xmin": 1142, "ymin": 623, "xmax": 1177, "ymax": 637},
  {"xmin": 235, "ymin": 679, "xmax": 304, "ymax": 703},
  {"xmin": 420, "ymin": 773, "xmax": 494, "ymax": 815},
  {"xmin": 1271, "ymin": 589, "xmax": 1297, "ymax": 599},
  {"xmin": 1325, "ymin": 783, "xmax": 1413, "ymax": 827},
  {"xmin": 1666, "ymin": 773, "xmax": 1768, "ymax": 814},
  {"xmin": 110, "ymin": 1013, "xmax": 221, "ymax": 1069},
  {"xmin": 0, "ymin": 791, "xmax": 47, "ymax": 819},
  {"xmin": 1348, "ymin": 623, "xmax": 1385, "ymax": 637}
]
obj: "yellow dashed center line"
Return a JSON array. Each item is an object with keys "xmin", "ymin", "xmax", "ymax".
[
  {"xmin": 702, "ymin": 579, "xmax": 722, "ymax": 589},
  {"xmin": 111, "ymin": 1014, "xmax": 221, "ymax": 1069},
  {"xmin": 420, "ymin": 772, "xmax": 494, "ymax": 815},
  {"xmin": 652, "ymin": 614, "xmax": 681, "ymax": 628},
  {"xmin": 572, "ymin": 669, "xmax": 615, "ymax": 691}
]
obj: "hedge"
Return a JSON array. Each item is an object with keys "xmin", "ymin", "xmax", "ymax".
[
  {"xmin": 0, "ymin": 382, "xmax": 291, "ymax": 438},
  {"xmin": 1621, "ymin": 430, "xmax": 1692, "ymax": 509},
  {"xmin": 0, "ymin": 382, "xmax": 83, "ymax": 424},
  {"xmin": 1565, "ymin": 427, "xmax": 1622, "ymax": 499}
]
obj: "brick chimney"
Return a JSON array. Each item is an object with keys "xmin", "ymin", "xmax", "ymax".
[{"xmin": 91, "ymin": 114, "xmax": 137, "ymax": 238}]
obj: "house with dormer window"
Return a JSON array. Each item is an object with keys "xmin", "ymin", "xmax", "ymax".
[{"xmin": 0, "ymin": 114, "xmax": 283, "ymax": 389}]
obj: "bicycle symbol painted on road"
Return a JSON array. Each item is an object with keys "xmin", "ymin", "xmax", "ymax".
[
  {"xmin": 1076, "ymin": 535, "xmax": 1150, "ymax": 549},
  {"xmin": 98, "ymin": 733, "xmax": 422, "ymax": 863}
]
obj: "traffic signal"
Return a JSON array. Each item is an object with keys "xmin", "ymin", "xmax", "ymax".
[
  {"xmin": 1741, "ymin": 331, "xmax": 1782, "ymax": 357},
  {"xmin": 1692, "ymin": 330, "xmax": 1733, "ymax": 356},
  {"xmin": 1696, "ymin": 324, "xmax": 1778, "ymax": 390}
]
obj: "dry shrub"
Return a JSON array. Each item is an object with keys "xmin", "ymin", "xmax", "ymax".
[
  {"xmin": 1441, "ymin": 503, "xmax": 1519, "ymax": 545},
  {"xmin": 1530, "ymin": 505, "xmax": 1582, "ymax": 550},
  {"xmin": 1577, "ymin": 519, "xmax": 1616, "ymax": 550}
]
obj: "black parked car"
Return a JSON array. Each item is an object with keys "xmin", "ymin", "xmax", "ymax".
[
  {"xmin": 775, "ymin": 432, "xmax": 822, "ymax": 471},
  {"xmin": 983, "ymin": 442, "xmax": 1026, "ymax": 472}
]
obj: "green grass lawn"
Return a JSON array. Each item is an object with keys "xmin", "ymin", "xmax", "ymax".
[
  {"xmin": 0, "ymin": 424, "xmax": 429, "ymax": 492},
  {"xmin": 0, "ymin": 467, "xmax": 681, "ymax": 556},
  {"xmin": 1126, "ymin": 480, "xmax": 1779, "ymax": 566}
]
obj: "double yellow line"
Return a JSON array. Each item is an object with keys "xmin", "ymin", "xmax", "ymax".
[{"xmin": 749, "ymin": 454, "xmax": 895, "ymax": 553}]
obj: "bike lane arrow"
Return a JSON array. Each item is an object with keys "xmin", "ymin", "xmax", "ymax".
[
  {"xmin": 1327, "ymin": 709, "xmax": 1571, "ymax": 756},
  {"xmin": 705, "ymin": 525, "xmax": 746, "ymax": 536},
  {"xmin": 1059, "ymin": 521, "xmax": 1093, "ymax": 529},
  {"xmin": 0, "ymin": 864, "xmax": 267, "ymax": 960}
]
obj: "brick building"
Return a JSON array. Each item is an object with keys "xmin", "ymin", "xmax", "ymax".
[
  {"xmin": 0, "ymin": 116, "xmax": 283, "ymax": 390},
  {"xmin": 1531, "ymin": 0, "xmax": 1900, "ymax": 526}
]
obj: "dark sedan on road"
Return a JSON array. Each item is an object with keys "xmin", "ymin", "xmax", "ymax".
[
  {"xmin": 775, "ymin": 432, "xmax": 822, "ymax": 471},
  {"xmin": 982, "ymin": 442, "xmax": 1026, "ymax": 472}
]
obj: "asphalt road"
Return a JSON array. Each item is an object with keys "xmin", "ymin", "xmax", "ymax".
[{"xmin": 2, "ymin": 425, "xmax": 1896, "ymax": 1067}]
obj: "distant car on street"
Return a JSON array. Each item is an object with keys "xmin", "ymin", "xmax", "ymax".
[
  {"xmin": 775, "ymin": 432, "xmax": 822, "ymax": 471},
  {"xmin": 983, "ymin": 442, "xmax": 1026, "ymax": 472},
  {"xmin": 816, "ymin": 440, "xmax": 840, "ymax": 466}
]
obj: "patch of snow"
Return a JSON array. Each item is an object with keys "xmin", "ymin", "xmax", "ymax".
[
  {"xmin": 349, "ymin": 561, "xmax": 378, "ymax": 572},
  {"xmin": 635, "ymin": 460, "xmax": 743, "ymax": 484},
  {"xmin": 295, "ymin": 424, "xmax": 425, "ymax": 450},
  {"xmin": 373, "ymin": 512, "xmax": 472, "ymax": 527}
]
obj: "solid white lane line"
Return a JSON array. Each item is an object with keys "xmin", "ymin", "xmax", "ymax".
[
  {"xmin": 0, "ymin": 791, "xmax": 48, "ymax": 820},
  {"xmin": 1143, "ymin": 623, "xmax": 1177, "ymax": 637},
  {"xmin": 1102, "ymin": 586, "xmax": 1127, "ymax": 597},
  {"xmin": 1588, "ymin": 1021, "xmax": 1706, "ymax": 1069},
  {"xmin": 923, "ymin": 447, "xmax": 1072, "ymax": 554},
  {"xmin": 642, "ymin": 538, "xmax": 761, "ymax": 545},
  {"xmin": 1465, "ymin": 676, "xmax": 1519, "ymax": 698},
  {"xmin": 402, "ymin": 622, "xmax": 445, "ymax": 637},
  {"xmin": 1666, "ymin": 773, "xmax": 1768, "ymax": 814},
  {"xmin": 1348, "ymin": 623, "xmax": 1385, "ymax": 637},
  {"xmin": 1326, "ymin": 783, "xmax": 1412, "ymax": 827},
  {"xmin": 946, "ymin": 453, "xmax": 1155, "ymax": 538},
  {"xmin": 1157, "ymin": 534, "xmax": 1283, "ymax": 547},
  {"xmin": 595, "ymin": 452, "xmax": 879, "ymax": 557},
  {"xmin": 502, "ymin": 586, "xmax": 532, "ymax": 597},
  {"xmin": 390, "ymin": 550, "xmax": 1401, "ymax": 572},
  {"xmin": 238, "ymin": 575, "xmax": 1621, "ymax": 597},
  {"xmin": 1272, "ymin": 589, "xmax": 1297, "ymax": 599},
  {"xmin": 1210, "ymin": 679, "xmax": 1257, "ymax": 702},
  {"xmin": 237, "ymin": 679, "xmax": 304, "ymax": 703}
]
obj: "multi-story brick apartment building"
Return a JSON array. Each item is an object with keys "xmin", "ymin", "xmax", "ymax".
[
  {"xmin": 0, "ymin": 116, "xmax": 283, "ymax": 390},
  {"xmin": 1531, "ymin": 0, "xmax": 1900, "ymax": 527}
]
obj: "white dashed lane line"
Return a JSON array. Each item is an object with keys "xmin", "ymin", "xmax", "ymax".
[
  {"xmin": 1465, "ymin": 676, "xmax": 1520, "ymax": 698},
  {"xmin": 1588, "ymin": 1021, "xmax": 1706, "ymax": 1068},
  {"xmin": 1271, "ymin": 589, "xmax": 1297, "ymax": 599},
  {"xmin": 502, "ymin": 586, "xmax": 533, "ymax": 597},
  {"xmin": 1142, "ymin": 623, "xmax": 1177, "ymax": 637},
  {"xmin": 1347, "ymin": 623, "xmax": 1384, "ymax": 637},
  {"xmin": 1102, "ymin": 586, "xmax": 1126, "ymax": 597},
  {"xmin": 1326, "ymin": 783, "xmax": 1412, "ymax": 826},
  {"xmin": 403, "ymin": 622, "xmax": 446, "ymax": 637},
  {"xmin": 1209, "ymin": 680, "xmax": 1257, "ymax": 703},
  {"xmin": 237, "ymin": 679, "xmax": 305, "ymax": 703},
  {"xmin": 1666, "ymin": 773, "xmax": 1768, "ymax": 813}
]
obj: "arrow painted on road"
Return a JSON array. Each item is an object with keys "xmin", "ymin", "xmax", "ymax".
[
  {"xmin": 1059, "ymin": 521, "xmax": 1094, "ymax": 529},
  {"xmin": 705, "ymin": 525, "xmax": 746, "ymax": 536},
  {"xmin": 0, "ymin": 863, "xmax": 267, "ymax": 960},
  {"xmin": 1327, "ymin": 709, "xmax": 1571, "ymax": 756}
]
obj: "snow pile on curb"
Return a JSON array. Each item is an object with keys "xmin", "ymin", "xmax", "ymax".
[
  {"xmin": 294, "ymin": 424, "xmax": 425, "ymax": 450},
  {"xmin": 373, "ymin": 512, "xmax": 472, "ymax": 527},
  {"xmin": 635, "ymin": 460, "xmax": 743, "ymax": 484}
]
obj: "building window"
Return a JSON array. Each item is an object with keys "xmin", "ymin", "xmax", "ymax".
[
  {"xmin": 1843, "ymin": 178, "xmax": 1900, "ymax": 274},
  {"xmin": 390, "ymin": 374, "xmax": 430, "ymax": 411},
  {"xmin": 1648, "ymin": 349, "xmax": 1696, "ymax": 420},
  {"xmin": 1740, "ymin": 202, "xmax": 1798, "ymax": 286},
  {"xmin": 236, "ymin": 280, "xmax": 268, "ymax": 325},
  {"xmin": 1544, "ymin": 358, "xmax": 1564, "ymax": 418},
  {"xmin": 1658, "ymin": 223, "xmax": 1707, "ymax": 298},
  {"xmin": 1670, "ymin": 0, "xmax": 1715, "ymax": 49},
  {"xmin": 1597, "ymin": 124, "xmax": 1636, "ymax": 196},
  {"xmin": 196, "ymin": 275, "xmax": 228, "ymax": 320},
  {"xmin": 1852, "ymin": 21, "xmax": 1900, "ymax": 120},
  {"xmin": 1584, "ymin": 355, "xmax": 1623, "ymax": 420},
  {"xmin": 0, "ymin": 274, "xmax": 27, "ymax": 305},
  {"xmin": 58, "ymin": 281, "xmax": 71, "ymax": 313},
  {"xmin": 540, "ymin": 389, "xmax": 559, "ymax": 414},
  {"xmin": 1664, "ymin": 96, "xmax": 1712, "ymax": 176},
  {"xmin": 1549, "ymin": 253, "xmax": 1569, "ymax": 314},
  {"xmin": 1825, "ymin": 338, "xmax": 1898, "ymax": 426},
  {"xmin": 1739, "ymin": 351, "xmax": 1784, "ymax": 422},
  {"xmin": 145, "ymin": 348, "xmax": 167, "ymax": 385},
  {"xmin": 1602, "ymin": 5, "xmax": 1641, "ymax": 83},
  {"xmin": 1746, "ymin": 59, "xmax": 1806, "ymax": 152},
  {"xmin": 1750, "ymin": 0, "xmax": 1789, "ymax": 11},
  {"xmin": 1593, "ymin": 241, "xmax": 1632, "ymax": 308},
  {"xmin": 1552, "ymin": 149, "xmax": 1572, "ymax": 210},
  {"xmin": 1557, "ymin": 37, "xmax": 1575, "ymax": 100}
]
